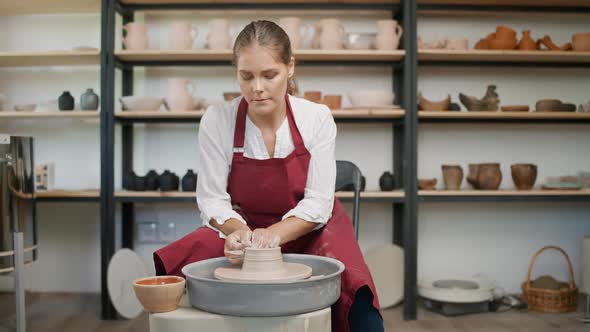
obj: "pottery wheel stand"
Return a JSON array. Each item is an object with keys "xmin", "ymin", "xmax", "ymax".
[{"xmin": 419, "ymin": 278, "xmax": 495, "ymax": 316}]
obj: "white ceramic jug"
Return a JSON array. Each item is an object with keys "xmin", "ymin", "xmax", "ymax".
[
  {"xmin": 318, "ymin": 18, "xmax": 345, "ymax": 50},
  {"xmin": 278, "ymin": 17, "xmax": 308, "ymax": 49},
  {"xmin": 207, "ymin": 18, "xmax": 231, "ymax": 50},
  {"xmin": 166, "ymin": 78, "xmax": 195, "ymax": 111},
  {"xmin": 375, "ymin": 19, "xmax": 403, "ymax": 50},
  {"xmin": 123, "ymin": 23, "xmax": 148, "ymax": 50},
  {"xmin": 170, "ymin": 21, "xmax": 198, "ymax": 50}
]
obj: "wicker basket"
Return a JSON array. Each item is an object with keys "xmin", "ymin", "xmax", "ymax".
[{"xmin": 521, "ymin": 245, "xmax": 578, "ymax": 313}]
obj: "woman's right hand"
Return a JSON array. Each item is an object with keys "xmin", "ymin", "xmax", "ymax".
[{"xmin": 224, "ymin": 229, "xmax": 252, "ymax": 264}]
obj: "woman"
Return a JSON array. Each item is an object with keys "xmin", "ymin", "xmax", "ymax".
[{"xmin": 154, "ymin": 20, "xmax": 383, "ymax": 332}]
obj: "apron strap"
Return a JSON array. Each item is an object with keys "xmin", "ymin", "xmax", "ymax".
[{"xmin": 232, "ymin": 95, "xmax": 307, "ymax": 159}]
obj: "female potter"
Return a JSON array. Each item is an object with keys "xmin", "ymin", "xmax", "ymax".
[{"xmin": 154, "ymin": 20, "xmax": 383, "ymax": 332}]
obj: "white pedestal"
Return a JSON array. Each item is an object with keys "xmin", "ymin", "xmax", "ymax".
[{"xmin": 149, "ymin": 295, "xmax": 331, "ymax": 332}]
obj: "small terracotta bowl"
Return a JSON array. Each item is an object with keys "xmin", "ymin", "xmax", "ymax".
[
  {"xmin": 133, "ymin": 276, "xmax": 185, "ymax": 313},
  {"xmin": 418, "ymin": 178, "xmax": 437, "ymax": 190}
]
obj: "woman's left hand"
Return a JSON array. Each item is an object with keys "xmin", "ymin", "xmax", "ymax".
[{"xmin": 251, "ymin": 228, "xmax": 281, "ymax": 248}]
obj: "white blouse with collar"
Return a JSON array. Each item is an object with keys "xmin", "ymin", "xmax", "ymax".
[{"xmin": 196, "ymin": 95, "xmax": 337, "ymax": 238}]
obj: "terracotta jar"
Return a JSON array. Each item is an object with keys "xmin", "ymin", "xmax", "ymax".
[
  {"xmin": 322, "ymin": 95, "xmax": 342, "ymax": 110},
  {"xmin": 441, "ymin": 165, "xmax": 463, "ymax": 190},
  {"xmin": 572, "ymin": 33, "xmax": 590, "ymax": 51},
  {"xmin": 467, "ymin": 163, "xmax": 502, "ymax": 190},
  {"xmin": 511, "ymin": 163, "xmax": 537, "ymax": 190},
  {"xmin": 495, "ymin": 25, "xmax": 517, "ymax": 40},
  {"xmin": 518, "ymin": 30, "xmax": 537, "ymax": 51}
]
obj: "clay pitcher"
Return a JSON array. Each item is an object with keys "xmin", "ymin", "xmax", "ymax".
[
  {"xmin": 123, "ymin": 23, "xmax": 148, "ymax": 50},
  {"xmin": 376, "ymin": 19, "xmax": 403, "ymax": 50},
  {"xmin": 318, "ymin": 18, "xmax": 345, "ymax": 49},
  {"xmin": 442, "ymin": 165, "xmax": 463, "ymax": 190},
  {"xmin": 166, "ymin": 78, "xmax": 195, "ymax": 111},
  {"xmin": 170, "ymin": 21, "xmax": 198, "ymax": 50},
  {"xmin": 511, "ymin": 163, "xmax": 537, "ymax": 190},
  {"xmin": 278, "ymin": 17, "xmax": 308, "ymax": 50},
  {"xmin": 207, "ymin": 18, "xmax": 231, "ymax": 50},
  {"xmin": 518, "ymin": 30, "xmax": 537, "ymax": 50},
  {"xmin": 473, "ymin": 163, "xmax": 502, "ymax": 190}
]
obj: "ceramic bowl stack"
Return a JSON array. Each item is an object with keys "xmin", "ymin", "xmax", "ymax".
[{"xmin": 120, "ymin": 96, "xmax": 164, "ymax": 111}]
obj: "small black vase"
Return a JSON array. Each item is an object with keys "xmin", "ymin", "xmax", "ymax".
[
  {"xmin": 379, "ymin": 171, "xmax": 395, "ymax": 191},
  {"xmin": 134, "ymin": 174, "xmax": 147, "ymax": 191},
  {"xmin": 145, "ymin": 170, "xmax": 160, "ymax": 191},
  {"xmin": 182, "ymin": 169, "xmax": 197, "ymax": 192},
  {"xmin": 123, "ymin": 171, "xmax": 136, "ymax": 190},
  {"xmin": 58, "ymin": 91, "xmax": 75, "ymax": 111},
  {"xmin": 160, "ymin": 170, "xmax": 178, "ymax": 191}
]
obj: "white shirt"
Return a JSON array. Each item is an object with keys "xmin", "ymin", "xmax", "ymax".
[{"xmin": 197, "ymin": 95, "xmax": 337, "ymax": 238}]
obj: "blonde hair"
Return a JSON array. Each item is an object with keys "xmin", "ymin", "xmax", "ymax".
[{"xmin": 233, "ymin": 20, "xmax": 298, "ymax": 95}]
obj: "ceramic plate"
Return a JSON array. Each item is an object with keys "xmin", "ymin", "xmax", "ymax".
[
  {"xmin": 107, "ymin": 249, "xmax": 148, "ymax": 319},
  {"xmin": 542, "ymin": 182, "xmax": 582, "ymax": 190},
  {"xmin": 364, "ymin": 244, "xmax": 404, "ymax": 308}
]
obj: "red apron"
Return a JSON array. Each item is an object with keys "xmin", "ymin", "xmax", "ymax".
[{"xmin": 154, "ymin": 96, "xmax": 381, "ymax": 332}]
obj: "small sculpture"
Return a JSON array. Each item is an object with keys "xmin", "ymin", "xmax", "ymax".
[{"xmin": 459, "ymin": 85, "xmax": 500, "ymax": 111}]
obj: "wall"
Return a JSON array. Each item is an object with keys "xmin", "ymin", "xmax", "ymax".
[{"xmin": 0, "ymin": 9, "xmax": 589, "ymax": 296}]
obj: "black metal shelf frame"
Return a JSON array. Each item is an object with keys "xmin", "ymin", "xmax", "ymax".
[{"xmin": 100, "ymin": 0, "xmax": 418, "ymax": 321}]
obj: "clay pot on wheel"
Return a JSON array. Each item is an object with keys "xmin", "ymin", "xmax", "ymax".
[
  {"xmin": 467, "ymin": 163, "xmax": 502, "ymax": 190},
  {"xmin": 511, "ymin": 163, "xmax": 538, "ymax": 190},
  {"xmin": 442, "ymin": 165, "xmax": 463, "ymax": 190}
]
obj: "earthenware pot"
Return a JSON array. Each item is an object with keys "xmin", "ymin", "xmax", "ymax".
[
  {"xmin": 123, "ymin": 23, "xmax": 148, "ymax": 50},
  {"xmin": 123, "ymin": 171, "xmax": 137, "ymax": 190},
  {"xmin": 539, "ymin": 35, "xmax": 572, "ymax": 51},
  {"xmin": 133, "ymin": 276, "xmax": 185, "ymax": 313},
  {"xmin": 146, "ymin": 170, "xmax": 160, "ymax": 191},
  {"xmin": 467, "ymin": 163, "xmax": 502, "ymax": 190},
  {"xmin": 535, "ymin": 99, "xmax": 562, "ymax": 112},
  {"xmin": 375, "ymin": 19, "xmax": 403, "ymax": 50},
  {"xmin": 511, "ymin": 163, "xmax": 537, "ymax": 190},
  {"xmin": 80, "ymin": 88, "xmax": 99, "ymax": 110},
  {"xmin": 166, "ymin": 78, "xmax": 195, "ymax": 111},
  {"xmin": 572, "ymin": 33, "xmax": 590, "ymax": 51},
  {"xmin": 418, "ymin": 178, "xmax": 437, "ymax": 190},
  {"xmin": 442, "ymin": 165, "xmax": 463, "ymax": 190},
  {"xmin": 418, "ymin": 94, "xmax": 451, "ymax": 111},
  {"xmin": 518, "ymin": 30, "xmax": 538, "ymax": 50},
  {"xmin": 322, "ymin": 95, "xmax": 342, "ymax": 110},
  {"xmin": 171, "ymin": 21, "xmax": 197, "ymax": 50},
  {"xmin": 134, "ymin": 174, "xmax": 147, "ymax": 191},
  {"xmin": 160, "ymin": 170, "xmax": 179, "ymax": 191},
  {"xmin": 303, "ymin": 91, "xmax": 322, "ymax": 103},
  {"xmin": 318, "ymin": 18, "xmax": 345, "ymax": 50},
  {"xmin": 58, "ymin": 91, "xmax": 75, "ymax": 111},
  {"xmin": 379, "ymin": 171, "xmax": 395, "ymax": 191},
  {"xmin": 182, "ymin": 169, "xmax": 197, "ymax": 192},
  {"xmin": 459, "ymin": 85, "xmax": 500, "ymax": 111}
]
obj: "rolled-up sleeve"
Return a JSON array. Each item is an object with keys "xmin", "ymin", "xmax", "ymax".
[
  {"xmin": 197, "ymin": 106, "xmax": 247, "ymax": 238},
  {"xmin": 281, "ymin": 107, "xmax": 336, "ymax": 229}
]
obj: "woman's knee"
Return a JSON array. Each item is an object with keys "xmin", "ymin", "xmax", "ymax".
[{"xmin": 349, "ymin": 286, "xmax": 384, "ymax": 332}]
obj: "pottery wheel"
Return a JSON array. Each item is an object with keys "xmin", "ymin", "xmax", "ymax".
[{"xmin": 214, "ymin": 263, "xmax": 312, "ymax": 283}]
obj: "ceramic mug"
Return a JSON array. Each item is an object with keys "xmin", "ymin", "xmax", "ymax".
[
  {"xmin": 376, "ymin": 20, "xmax": 403, "ymax": 50},
  {"xmin": 207, "ymin": 18, "xmax": 231, "ymax": 50},
  {"xmin": 279, "ymin": 17, "xmax": 308, "ymax": 49},
  {"xmin": 170, "ymin": 21, "xmax": 198, "ymax": 50},
  {"xmin": 123, "ymin": 23, "xmax": 148, "ymax": 50},
  {"xmin": 445, "ymin": 37, "xmax": 469, "ymax": 50}
]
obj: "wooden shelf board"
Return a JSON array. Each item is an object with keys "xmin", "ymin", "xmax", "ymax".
[
  {"xmin": 419, "ymin": 111, "xmax": 590, "ymax": 120},
  {"xmin": 35, "ymin": 190, "xmax": 100, "ymax": 198},
  {"xmin": 0, "ymin": 51, "xmax": 100, "ymax": 67},
  {"xmin": 120, "ymin": 0, "xmax": 398, "ymax": 4},
  {"xmin": 0, "ymin": 0, "xmax": 101, "ymax": 15},
  {"xmin": 115, "ymin": 109, "xmax": 405, "ymax": 120},
  {"xmin": 115, "ymin": 49, "xmax": 404, "ymax": 62},
  {"xmin": 0, "ymin": 111, "xmax": 99, "ymax": 119},
  {"xmin": 416, "ymin": 0, "xmax": 589, "ymax": 7},
  {"xmin": 115, "ymin": 190, "xmax": 405, "ymax": 199},
  {"xmin": 419, "ymin": 189, "xmax": 590, "ymax": 196},
  {"xmin": 418, "ymin": 49, "xmax": 590, "ymax": 63}
]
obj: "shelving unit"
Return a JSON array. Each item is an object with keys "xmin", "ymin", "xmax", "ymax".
[
  {"xmin": 101, "ymin": 0, "xmax": 417, "ymax": 321},
  {"xmin": 419, "ymin": 189, "xmax": 590, "ymax": 202},
  {"xmin": 418, "ymin": 49, "xmax": 590, "ymax": 66},
  {"xmin": 35, "ymin": 190, "xmax": 101, "ymax": 202},
  {"xmin": 419, "ymin": 111, "xmax": 590, "ymax": 123},
  {"xmin": 0, "ymin": 111, "xmax": 100, "ymax": 119}
]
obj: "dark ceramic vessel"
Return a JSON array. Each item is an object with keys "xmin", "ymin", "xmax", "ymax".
[
  {"xmin": 379, "ymin": 171, "xmax": 395, "ymax": 191},
  {"xmin": 58, "ymin": 91, "xmax": 75, "ymax": 111},
  {"xmin": 182, "ymin": 169, "xmax": 197, "ymax": 192}
]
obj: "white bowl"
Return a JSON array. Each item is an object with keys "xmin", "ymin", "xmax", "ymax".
[
  {"xmin": 347, "ymin": 90, "xmax": 395, "ymax": 107},
  {"xmin": 344, "ymin": 33, "xmax": 376, "ymax": 50},
  {"xmin": 120, "ymin": 96, "xmax": 163, "ymax": 111},
  {"xmin": 14, "ymin": 104, "xmax": 36, "ymax": 112}
]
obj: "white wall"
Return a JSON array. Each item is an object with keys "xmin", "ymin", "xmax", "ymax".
[{"xmin": 1, "ymin": 10, "xmax": 589, "ymax": 295}]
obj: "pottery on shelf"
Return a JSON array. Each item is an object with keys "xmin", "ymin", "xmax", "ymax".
[
  {"xmin": 579, "ymin": 101, "xmax": 590, "ymax": 113},
  {"xmin": 166, "ymin": 78, "xmax": 196, "ymax": 111},
  {"xmin": 487, "ymin": 26, "xmax": 518, "ymax": 50},
  {"xmin": 170, "ymin": 21, "xmax": 197, "ymax": 50},
  {"xmin": 214, "ymin": 247, "xmax": 313, "ymax": 283},
  {"xmin": 58, "ymin": 91, "xmax": 75, "ymax": 111},
  {"xmin": 133, "ymin": 276, "xmax": 185, "ymax": 313},
  {"xmin": 467, "ymin": 163, "xmax": 502, "ymax": 190},
  {"xmin": 449, "ymin": 102, "xmax": 461, "ymax": 111},
  {"xmin": 146, "ymin": 170, "xmax": 160, "ymax": 191},
  {"xmin": 518, "ymin": 30, "xmax": 538, "ymax": 50},
  {"xmin": 379, "ymin": 171, "xmax": 395, "ymax": 191},
  {"xmin": 441, "ymin": 165, "xmax": 463, "ymax": 190},
  {"xmin": 81, "ymin": 88, "xmax": 99, "ymax": 110},
  {"xmin": 418, "ymin": 178, "xmax": 437, "ymax": 190},
  {"xmin": 316, "ymin": 18, "xmax": 345, "ymax": 50},
  {"xmin": 347, "ymin": 90, "xmax": 395, "ymax": 108},
  {"xmin": 459, "ymin": 85, "xmax": 500, "ymax": 112},
  {"xmin": 123, "ymin": 23, "xmax": 148, "ymax": 50},
  {"xmin": 120, "ymin": 96, "xmax": 163, "ymax": 111},
  {"xmin": 182, "ymin": 169, "xmax": 197, "ymax": 192},
  {"xmin": 572, "ymin": 33, "xmax": 590, "ymax": 51},
  {"xmin": 278, "ymin": 17, "xmax": 308, "ymax": 50},
  {"xmin": 134, "ymin": 174, "xmax": 147, "ymax": 191},
  {"xmin": 322, "ymin": 95, "xmax": 342, "ymax": 110},
  {"xmin": 303, "ymin": 91, "xmax": 322, "ymax": 103},
  {"xmin": 445, "ymin": 37, "xmax": 468, "ymax": 50},
  {"xmin": 501, "ymin": 105, "xmax": 529, "ymax": 112},
  {"xmin": 344, "ymin": 32, "xmax": 376, "ymax": 50},
  {"xmin": 418, "ymin": 94, "xmax": 451, "ymax": 111},
  {"xmin": 123, "ymin": 171, "xmax": 137, "ymax": 190},
  {"xmin": 511, "ymin": 163, "xmax": 537, "ymax": 190},
  {"xmin": 160, "ymin": 170, "xmax": 179, "ymax": 191},
  {"xmin": 538, "ymin": 35, "xmax": 572, "ymax": 51},
  {"xmin": 535, "ymin": 99, "xmax": 576, "ymax": 112},
  {"xmin": 375, "ymin": 19, "xmax": 403, "ymax": 50},
  {"xmin": 206, "ymin": 19, "xmax": 231, "ymax": 50}
]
